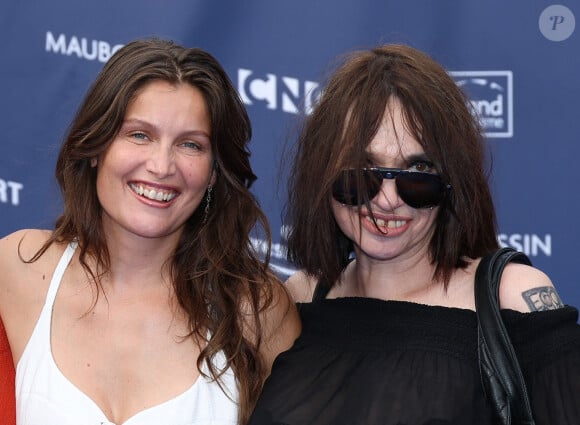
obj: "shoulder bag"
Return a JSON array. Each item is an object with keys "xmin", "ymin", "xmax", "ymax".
[{"xmin": 474, "ymin": 247, "xmax": 536, "ymax": 425}]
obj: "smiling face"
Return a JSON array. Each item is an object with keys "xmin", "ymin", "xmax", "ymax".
[
  {"xmin": 331, "ymin": 97, "xmax": 439, "ymax": 263},
  {"xmin": 95, "ymin": 80, "xmax": 214, "ymax": 243}
]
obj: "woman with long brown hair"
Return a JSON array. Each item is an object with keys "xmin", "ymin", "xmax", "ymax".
[{"xmin": 0, "ymin": 38, "xmax": 299, "ymax": 425}]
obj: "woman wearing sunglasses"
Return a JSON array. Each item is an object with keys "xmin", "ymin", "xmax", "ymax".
[{"xmin": 249, "ymin": 44, "xmax": 580, "ymax": 424}]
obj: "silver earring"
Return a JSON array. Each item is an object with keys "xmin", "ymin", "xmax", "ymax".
[{"xmin": 203, "ymin": 185, "xmax": 212, "ymax": 223}]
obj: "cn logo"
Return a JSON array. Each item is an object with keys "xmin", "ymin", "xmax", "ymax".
[
  {"xmin": 238, "ymin": 69, "xmax": 321, "ymax": 114},
  {"xmin": 452, "ymin": 71, "xmax": 513, "ymax": 138}
]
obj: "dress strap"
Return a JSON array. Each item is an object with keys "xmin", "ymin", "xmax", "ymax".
[
  {"xmin": 16, "ymin": 240, "xmax": 78, "ymax": 374},
  {"xmin": 43, "ymin": 241, "xmax": 78, "ymax": 308},
  {"xmin": 311, "ymin": 259, "xmax": 354, "ymax": 301},
  {"xmin": 312, "ymin": 281, "xmax": 330, "ymax": 302}
]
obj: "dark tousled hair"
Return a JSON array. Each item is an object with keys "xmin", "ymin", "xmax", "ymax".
[{"xmin": 286, "ymin": 44, "xmax": 499, "ymax": 289}]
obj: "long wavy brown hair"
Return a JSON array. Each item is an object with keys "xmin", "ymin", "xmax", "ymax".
[
  {"xmin": 29, "ymin": 38, "xmax": 275, "ymax": 424},
  {"xmin": 286, "ymin": 44, "xmax": 499, "ymax": 290}
]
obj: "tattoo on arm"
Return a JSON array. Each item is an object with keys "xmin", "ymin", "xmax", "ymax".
[{"xmin": 521, "ymin": 286, "xmax": 564, "ymax": 311}]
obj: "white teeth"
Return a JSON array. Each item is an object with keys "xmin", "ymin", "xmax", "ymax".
[
  {"xmin": 387, "ymin": 220, "xmax": 406, "ymax": 228},
  {"xmin": 365, "ymin": 216, "xmax": 406, "ymax": 228},
  {"xmin": 130, "ymin": 183, "xmax": 177, "ymax": 202}
]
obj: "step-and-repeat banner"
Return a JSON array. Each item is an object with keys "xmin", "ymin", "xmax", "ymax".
[{"xmin": 1, "ymin": 2, "xmax": 578, "ymax": 307}]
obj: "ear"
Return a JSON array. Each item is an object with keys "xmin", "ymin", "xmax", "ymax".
[{"xmin": 90, "ymin": 157, "xmax": 98, "ymax": 167}]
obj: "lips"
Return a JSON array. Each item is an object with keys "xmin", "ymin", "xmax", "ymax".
[{"xmin": 129, "ymin": 183, "xmax": 178, "ymax": 202}]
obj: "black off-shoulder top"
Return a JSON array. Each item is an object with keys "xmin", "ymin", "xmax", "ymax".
[{"xmin": 250, "ymin": 297, "xmax": 580, "ymax": 425}]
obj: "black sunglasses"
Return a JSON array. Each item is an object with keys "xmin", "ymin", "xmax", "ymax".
[{"xmin": 332, "ymin": 167, "xmax": 452, "ymax": 209}]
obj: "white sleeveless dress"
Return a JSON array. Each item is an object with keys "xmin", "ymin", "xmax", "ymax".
[{"xmin": 16, "ymin": 242, "xmax": 239, "ymax": 425}]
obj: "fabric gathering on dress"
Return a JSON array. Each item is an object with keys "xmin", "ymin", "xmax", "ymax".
[
  {"xmin": 16, "ymin": 242, "xmax": 239, "ymax": 425},
  {"xmin": 249, "ymin": 296, "xmax": 580, "ymax": 425}
]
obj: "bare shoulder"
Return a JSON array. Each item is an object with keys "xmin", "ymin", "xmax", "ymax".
[
  {"xmin": 0, "ymin": 228, "xmax": 61, "ymax": 360},
  {"xmin": 0, "ymin": 228, "xmax": 53, "ymax": 280},
  {"xmin": 499, "ymin": 262, "xmax": 563, "ymax": 312},
  {"xmin": 285, "ymin": 270, "xmax": 318, "ymax": 302},
  {"xmin": 1, "ymin": 227, "xmax": 52, "ymax": 247},
  {"xmin": 250, "ymin": 275, "xmax": 301, "ymax": 373}
]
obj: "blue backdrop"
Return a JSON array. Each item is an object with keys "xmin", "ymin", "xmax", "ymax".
[{"xmin": 1, "ymin": 1, "xmax": 578, "ymax": 308}]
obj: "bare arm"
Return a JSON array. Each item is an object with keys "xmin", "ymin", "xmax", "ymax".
[
  {"xmin": 0, "ymin": 229, "xmax": 56, "ymax": 363},
  {"xmin": 498, "ymin": 262, "xmax": 564, "ymax": 312},
  {"xmin": 253, "ymin": 278, "xmax": 301, "ymax": 374},
  {"xmin": 285, "ymin": 270, "xmax": 318, "ymax": 303}
]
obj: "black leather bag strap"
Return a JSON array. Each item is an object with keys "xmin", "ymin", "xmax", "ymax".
[{"xmin": 474, "ymin": 247, "xmax": 536, "ymax": 425}]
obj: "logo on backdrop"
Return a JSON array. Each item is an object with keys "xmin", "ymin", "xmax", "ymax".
[
  {"xmin": 259, "ymin": 230, "xmax": 552, "ymax": 278},
  {"xmin": 498, "ymin": 233, "xmax": 552, "ymax": 257},
  {"xmin": 251, "ymin": 224, "xmax": 295, "ymax": 277},
  {"xmin": 451, "ymin": 71, "xmax": 514, "ymax": 138},
  {"xmin": 257, "ymin": 231, "xmax": 553, "ymax": 279},
  {"xmin": 238, "ymin": 67, "xmax": 513, "ymax": 139},
  {"xmin": 237, "ymin": 69, "xmax": 321, "ymax": 115},
  {"xmin": 0, "ymin": 177, "xmax": 23, "ymax": 206},
  {"xmin": 251, "ymin": 237, "xmax": 295, "ymax": 278},
  {"xmin": 539, "ymin": 4, "xmax": 576, "ymax": 41},
  {"xmin": 45, "ymin": 31, "xmax": 124, "ymax": 63}
]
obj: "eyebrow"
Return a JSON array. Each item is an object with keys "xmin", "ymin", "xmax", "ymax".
[
  {"xmin": 122, "ymin": 118, "xmax": 211, "ymax": 140},
  {"xmin": 404, "ymin": 153, "xmax": 432, "ymax": 163},
  {"xmin": 366, "ymin": 152, "xmax": 432, "ymax": 167}
]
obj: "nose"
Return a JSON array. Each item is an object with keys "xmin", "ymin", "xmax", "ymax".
[
  {"xmin": 146, "ymin": 144, "xmax": 176, "ymax": 177},
  {"xmin": 373, "ymin": 178, "xmax": 402, "ymax": 210}
]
